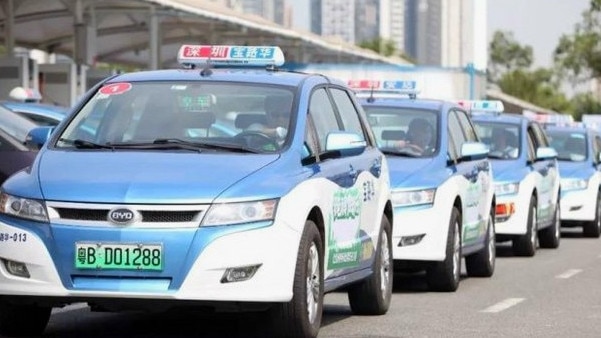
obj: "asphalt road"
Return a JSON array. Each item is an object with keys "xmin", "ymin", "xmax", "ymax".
[{"xmin": 23, "ymin": 227, "xmax": 601, "ymax": 338}]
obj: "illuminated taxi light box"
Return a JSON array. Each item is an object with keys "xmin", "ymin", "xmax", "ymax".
[
  {"xmin": 347, "ymin": 80, "xmax": 381, "ymax": 90},
  {"xmin": 471, "ymin": 100, "xmax": 505, "ymax": 113},
  {"xmin": 177, "ymin": 45, "xmax": 285, "ymax": 67}
]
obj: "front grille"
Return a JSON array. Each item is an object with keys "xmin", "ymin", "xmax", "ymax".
[
  {"xmin": 47, "ymin": 201, "xmax": 209, "ymax": 228},
  {"xmin": 55, "ymin": 208, "xmax": 198, "ymax": 223}
]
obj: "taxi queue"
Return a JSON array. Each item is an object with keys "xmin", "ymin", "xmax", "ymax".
[{"xmin": 0, "ymin": 45, "xmax": 599, "ymax": 338}]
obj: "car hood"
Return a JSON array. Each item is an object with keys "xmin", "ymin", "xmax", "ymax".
[
  {"xmin": 558, "ymin": 160, "xmax": 594, "ymax": 179},
  {"xmin": 37, "ymin": 150, "xmax": 278, "ymax": 203},
  {"xmin": 490, "ymin": 159, "xmax": 528, "ymax": 182},
  {"xmin": 387, "ymin": 157, "xmax": 440, "ymax": 188}
]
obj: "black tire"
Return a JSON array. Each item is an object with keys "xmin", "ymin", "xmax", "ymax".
[
  {"xmin": 348, "ymin": 215, "xmax": 393, "ymax": 315},
  {"xmin": 539, "ymin": 198, "xmax": 561, "ymax": 248},
  {"xmin": 427, "ymin": 207, "xmax": 461, "ymax": 292},
  {"xmin": 513, "ymin": 196, "xmax": 537, "ymax": 257},
  {"xmin": 0, "ymin": 301, "xmax": 51, "ymax": 337},
  {"xmin": 465, "ymin": 207, "xmax": 496, "ymax": 277},
  {"xmin": 271, "ymin": 220, "xmax": 323, "ymax": 338},
  {"xmin": 583, "ymin": 192, "xmax": 601, "ymax": 238}
]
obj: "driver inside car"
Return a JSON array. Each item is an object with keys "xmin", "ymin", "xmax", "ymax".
[{"xmin": 248, "ymin": 94, "xmax": 293, "ymax": 143}]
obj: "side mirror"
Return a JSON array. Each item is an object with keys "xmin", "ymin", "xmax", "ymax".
[
  {"xmin": 460, "ymin": 141, "xmax": 489, "ymax": 160},
  {"xmin": 325, "ymin": 131, "xmax": 367, "ymax": 157},
  {"xmin": 25, "ymin": 126, "xmax": 54, "ymax": 150},
  {"xmin": 536, "ymin": 147, "xmax": 557, "ymax": 160}
]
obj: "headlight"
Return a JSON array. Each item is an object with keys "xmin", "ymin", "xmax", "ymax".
[
  {"xmin": 392, "ymin": 189, "xmax": 436, "ymax": 207},
  {"xmin": 0, "ymin": 192, "xmax": 49, "ymax": 222},
  {"xmin": 202, "ymin": 199, "xmax": 278, "ymax": 226},
  {"xmin": 561, "ymin": 178, "xmax": 587, "ymax": 191},
  {"xmin": 495, "ymin": 182, "xmax": 519, "ymax": 196}
]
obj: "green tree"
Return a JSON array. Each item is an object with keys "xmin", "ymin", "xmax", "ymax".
[
  {"xmin": 488, "ymin": 31, "xmax": 533, "ymax": 82},
  {"xmin": 358, "ymin": 37, "xmax": 397, "ymax": 57},
  {"xmin": 488, "ymin": 30, "xmax": 571, "ymax": 113},
  {"xmin": 554, "ymin": 0, "xmax": 601, "ymax": 84},
  {"xmin": 497, "ymin": 69, "xmax": 571, "ymax": 113},
  {"xmin": 570, "ymin": 93, "xmax": 601, "ymax": 121}
]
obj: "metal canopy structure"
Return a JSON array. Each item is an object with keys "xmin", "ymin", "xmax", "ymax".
[{"xmin": 0, "ymin": 0, "xmax": 413, "ymax": 69}]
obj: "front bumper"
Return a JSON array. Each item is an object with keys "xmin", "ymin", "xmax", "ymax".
[{"xmin": 0, "ymin": 217, "xmax": 300, "ymax": 304}]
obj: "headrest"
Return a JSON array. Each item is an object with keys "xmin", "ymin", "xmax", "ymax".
[
  {"xmin": 264, "ymin": 95, "xmax": 292, "ymax": 116},
  {"xmin": 235, "ymin": 113, "xmax": 267, "ymax": 129},
  {"xmin": 381, "ymin": 130, "xmax": 406, "ymax": 141}
]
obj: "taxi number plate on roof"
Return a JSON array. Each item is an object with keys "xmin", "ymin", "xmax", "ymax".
[{"xmin": 75, "ymin": 242, "xmax": 163, "ymax": 271}]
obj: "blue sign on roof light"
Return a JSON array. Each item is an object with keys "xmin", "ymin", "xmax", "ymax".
[
  {"xmin": 177, "ymin": 45, "xmax": 285, "ymax": 67},
  {"xmin": 382, "ymin": 80, "xmax": 418, "ymax": 91}
]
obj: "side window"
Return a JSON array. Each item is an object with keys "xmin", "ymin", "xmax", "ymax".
[
  {"xmin": 531, "ymin": 123, "xmax": 549, "ymax": 147},
  {"xmin": 309, "ymin": 88, "xmax": 341, "ymax": 150},
  {"xmin": 526, "ymin": 131, "xmax": 536, "ymax": 161},
  {"xmin": 329, "ymin": 88, "xmax": 366, "ymax": 141},
  {"xmin": 454, "ymin": 109, "xmax": 479, "ymax": 142},
  {"xmin": 594, "ymin": 135, "xmax": 601, "ymax": 161},
  {"xmin": 447, "ymin": 110, "xmax": 466, "ymax": 160}
]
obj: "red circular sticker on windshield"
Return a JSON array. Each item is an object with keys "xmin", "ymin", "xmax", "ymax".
[{"xmin": 99, "ymin": 83, "xmax": 132, "ymax": 95}]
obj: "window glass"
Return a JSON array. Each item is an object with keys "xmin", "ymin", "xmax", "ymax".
[
  {"xmin": 330, "ymin": 88, "xmax": 365, "ymax": 140},
  {"xmin": 55, "ymin": 82, "xmax": 296, "ymax": 153},
  {"xmin": 309, "ymin": 88, "xmax": 340, "ymax": 150},
  {"xmin": 363, "ymin": 106, "xmax": 438, "ymax": 157},
  {"xmin": 473, "ymin": 121, "xmax": 521, "ymax": 159}
]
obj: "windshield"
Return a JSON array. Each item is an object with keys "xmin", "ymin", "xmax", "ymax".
[
  {"xmin": 363, "ymin": 106, "xmax": 438, "ymax": 158},
  {"xmin": 546, "ymin": 130, "xmax": 587, "ymax": 162},
  {"xmin": 473, "ymin": 122, "xmax": 521, "ymax": 159},
  {"xmin": 56, "ymin": 82, "xmax": 295, "ymax": 153}
]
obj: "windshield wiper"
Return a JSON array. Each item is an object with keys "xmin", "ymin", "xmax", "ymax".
[
  {"xmin": 154, "ymin": 138, "xmax": 263, "ymax": 153},
  {"xmin": 59, "ymin": 138, "xmax": 114, "ymax": 149},
  {"xmin": 107, "ymin": 138, "xmax": 260, "ymax": 153}
]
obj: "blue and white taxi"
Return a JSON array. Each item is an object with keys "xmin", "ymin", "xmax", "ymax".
[
  {"xmin": 470, "ymin": 101, "xmax": 561, "ymax": 256},
  {"xmin": 0, "ymin": 46, "xmax": 393, "ymax": 338},
  {"xmin": 545, "ymin": 124, "xmax": 601, "ymax": 237},
  {"xmin": 352, "ymin": 80, "xmax": 495, "ymax": 292}
]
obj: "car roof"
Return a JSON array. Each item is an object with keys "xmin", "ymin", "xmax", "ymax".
[
  {"xmin": 470, "ymin": 112, "xmax": 528, "ymax": 125},
  {"xmin": 106, "ymin": 68, "xmax": 336, "ymax": 87},
  {"xmin": 358, "ymin": 97, "xmax": 450, "ymax": 111}
]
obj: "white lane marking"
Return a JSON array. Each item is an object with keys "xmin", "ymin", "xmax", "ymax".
[
  {"xmin": 555, "ymin": 269, "xmax": 582, "ymax": 279},
  {"xmin": 52, "ymin": 303, "xmax": 89, "ymax": 314},
  {"xmin": 481, "ymin": 298, "xmax": 525, "ymax": 313}
]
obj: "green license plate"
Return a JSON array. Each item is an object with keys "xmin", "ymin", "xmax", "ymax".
[{"xmin": 75, "ymin": 242, "xmax": 163, "ymax": 271}]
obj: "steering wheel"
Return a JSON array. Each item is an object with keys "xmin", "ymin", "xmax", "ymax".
[{"xmin": 234, "ymin": 130, "xmax": 279, "ymax": 151}]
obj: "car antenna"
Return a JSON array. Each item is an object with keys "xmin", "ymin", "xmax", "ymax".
[
  {"xmin": 367, "ymin": 85, "xmax": 376, "ymax": 103},
  {"xmin": 200, "ymin": 60, "xmax": 213, "ymax": 76}
]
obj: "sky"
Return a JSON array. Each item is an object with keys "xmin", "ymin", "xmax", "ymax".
[
  {"xmin": 289, "ymin": 0, "xmax": 591, "ymax": 68},
  {"xmin": 487, "ymin": 0, "xmax": 590, "ymax": 68}
]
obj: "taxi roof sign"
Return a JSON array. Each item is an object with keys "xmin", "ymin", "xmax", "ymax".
[
  {"xmin": 470, "ymin": 100, "xmax": 505, "ymax": 113},
  {"xmin": 348, "ymin": 79, "xmax": 421, "ymax": 99},
  {"xmin": 177, "ymin": 45, "xmax": 285, "ymax": 67}
]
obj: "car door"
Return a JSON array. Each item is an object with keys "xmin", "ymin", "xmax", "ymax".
[
  {"xmin": 448, "ymin": 109, "xmax": 489, "ymax": 247},
  {"xmin": 528, "ymin": 122, "xmax": 558, "ymax": 226},
  {"xmin": 307, "ymin": 86, "xmax": 383, "ymax": 275}
]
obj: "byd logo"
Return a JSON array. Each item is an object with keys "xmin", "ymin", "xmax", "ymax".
[{"xmin": 108, "ymin": 208, "xmax": 136, "ymax": 225}]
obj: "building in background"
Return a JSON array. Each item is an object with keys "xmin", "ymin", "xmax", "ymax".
[
  {"xmin": 403, "ymin": 0, "xmax": 487, "ymax": 70},
  {"xmin": 208, "ymin": 0, "xmax": 292, "ymax": 27},
  {"xmin": 307, "ymin": 0, "xmax": 487, "ymax": 70}
]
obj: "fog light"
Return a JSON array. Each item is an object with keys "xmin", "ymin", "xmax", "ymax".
[
  {"xmin": 221, "ymin": 264, "xmax": 261, "ymax": 283},
  {"xmin": 2, "ymin": 259, "xmax": 30, "ymax": 278},
  {"xmin": 398, "ymin": 234, "xmax": 425, "ymax": 247}
]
